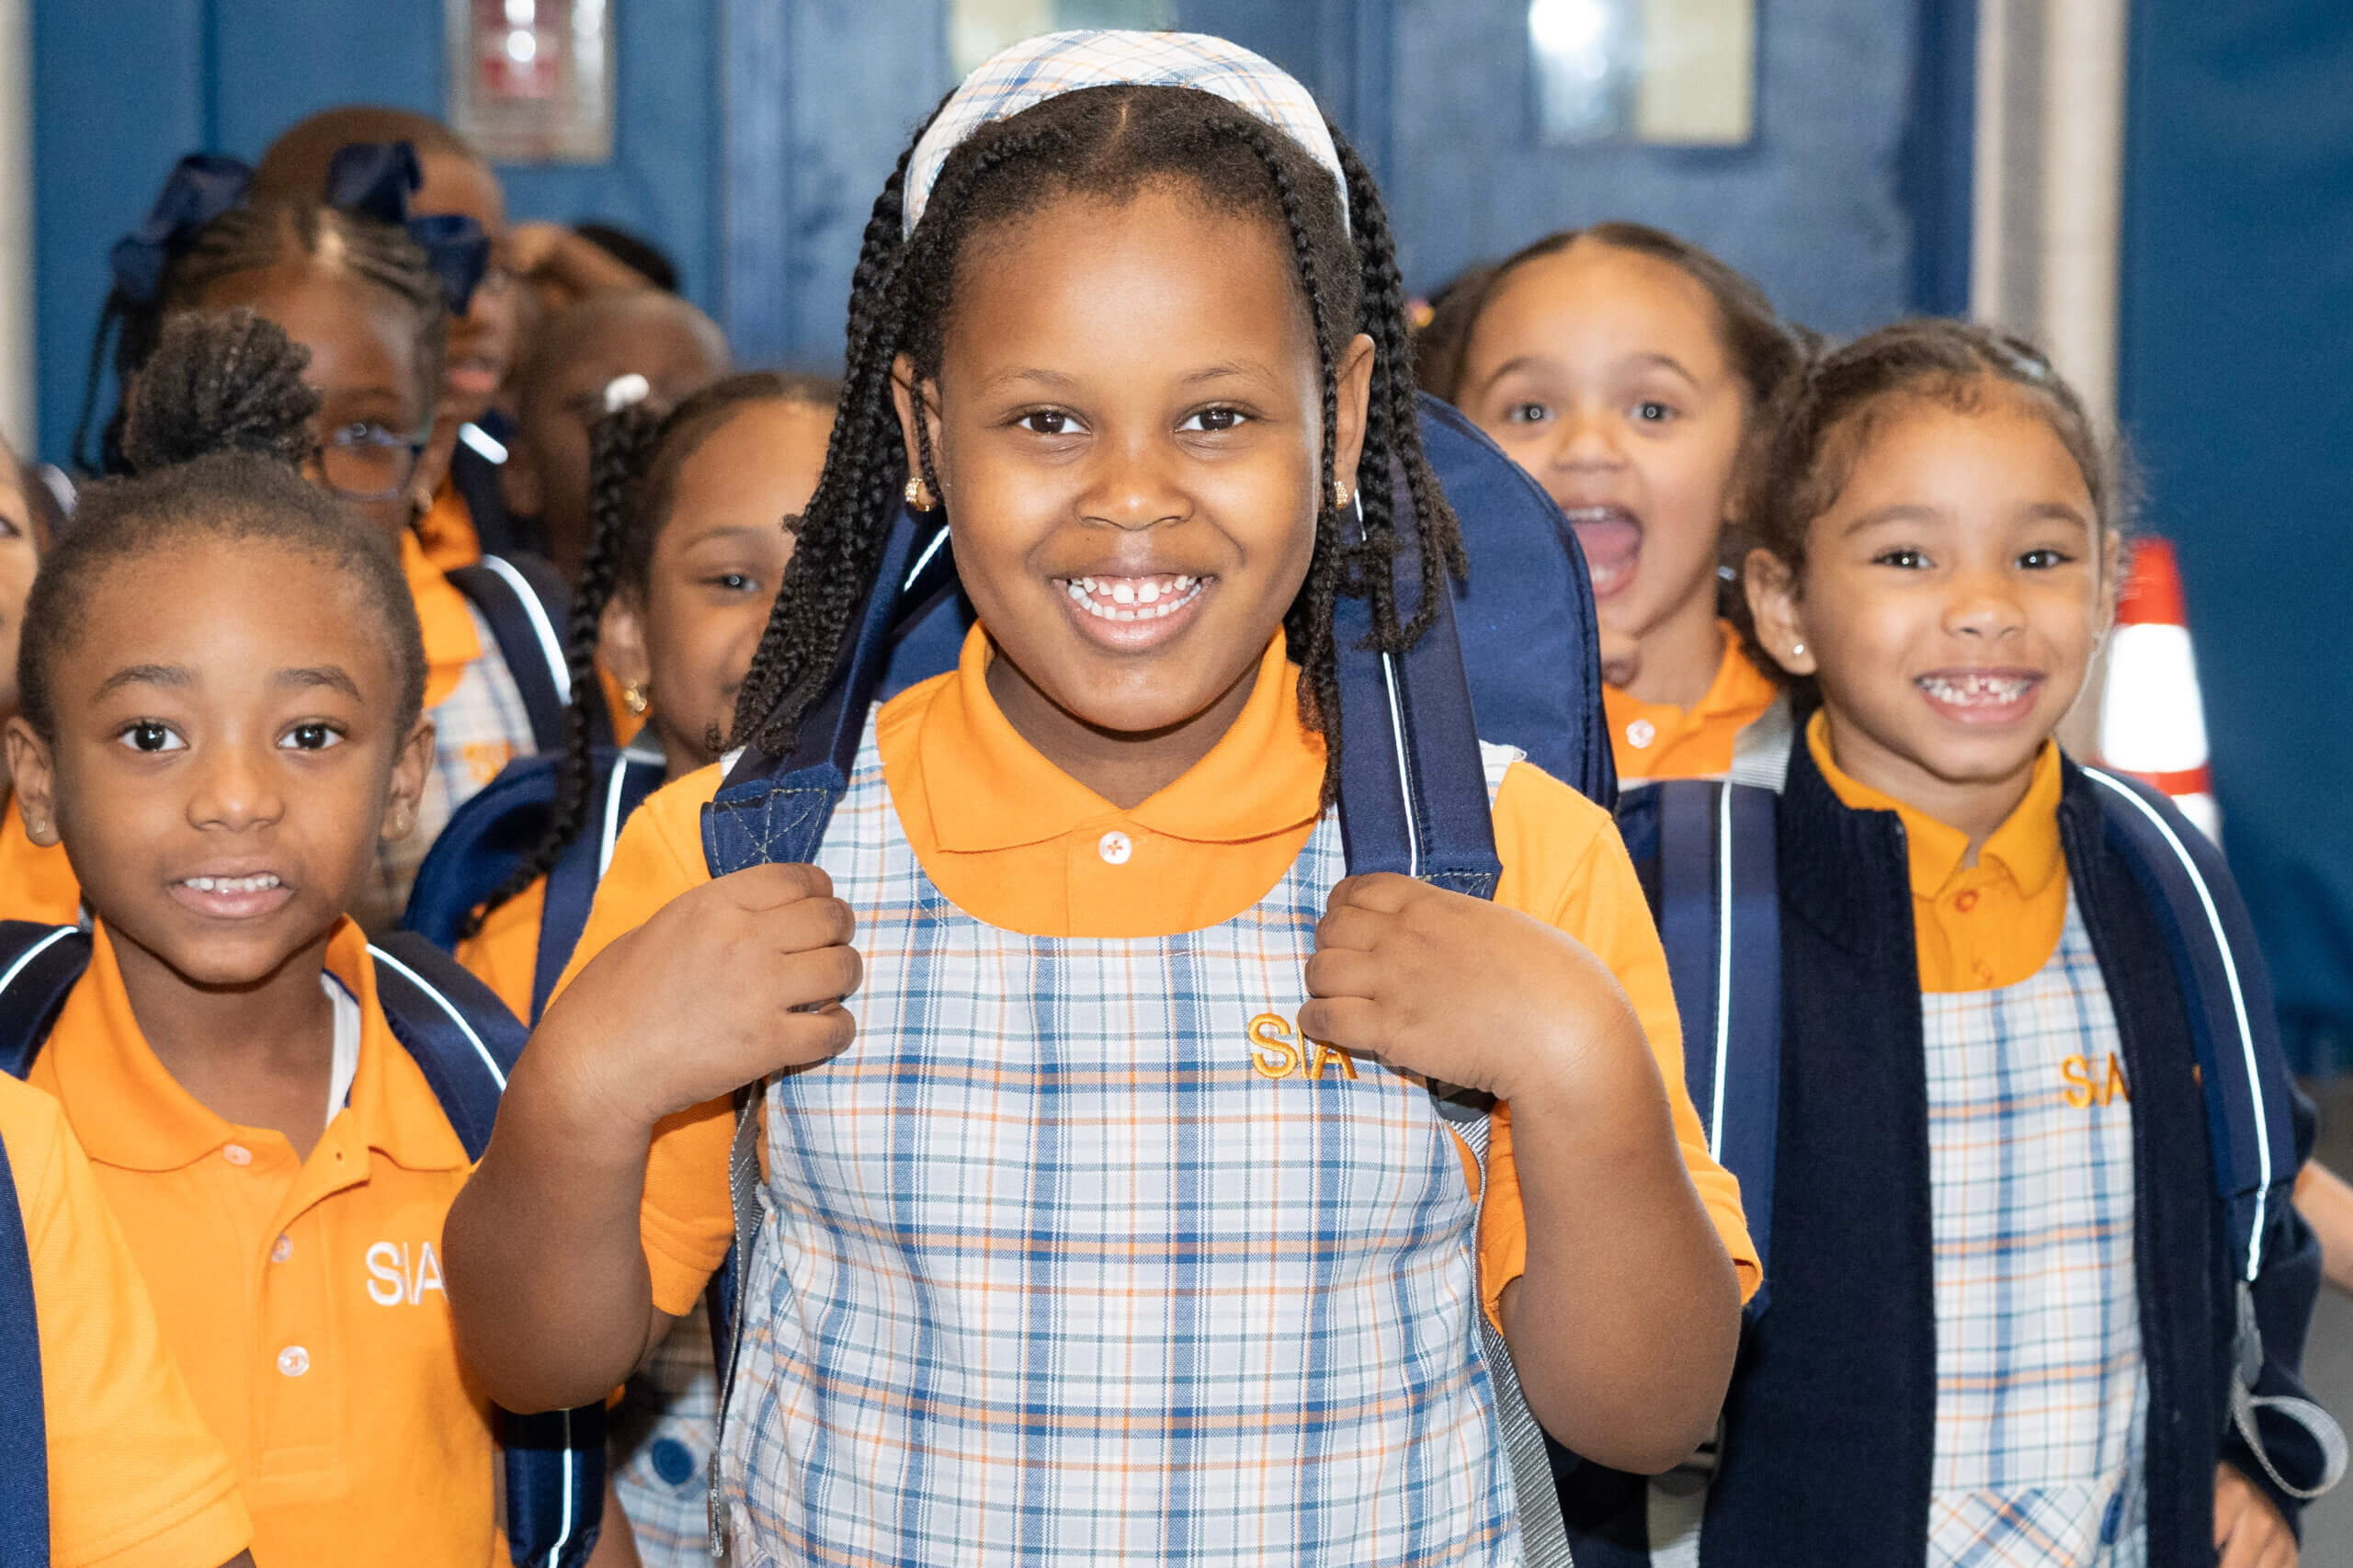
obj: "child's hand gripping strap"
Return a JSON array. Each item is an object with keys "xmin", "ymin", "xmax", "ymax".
[
  {"xmin": 2082, "ymin": 767, "xmax": 2347, "ymax": 1500},
  {"xmin": 695, "ymin": 504, "xmax": 931, "ymax": 1557},
  {"xmin": 368, "ymin": 933, "xmax": 608, "ymax": 1565},
  {"xmin": 1330, "ymin": 472, "xmax": 1574, "ymax": 1567},
  {"xmin": 0, "ymin": 1112, "xmax": 46, "ymax": 1568}
]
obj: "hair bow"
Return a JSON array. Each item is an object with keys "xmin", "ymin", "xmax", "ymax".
[
  {"xmin": 324, "ymin": 142, "xmax": 493, "ymax": 316},
  {"xmin": 108, "ymin": 153, "xmax": 255, "ymax": 306}
]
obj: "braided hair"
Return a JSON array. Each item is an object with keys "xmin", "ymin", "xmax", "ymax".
[
  {"xmin": 728, "ymin": 85, "xmax": 1460, "ymax": 805},
  {"xmin": 465, "ymin": 372, "xmax": 840, "ymax": 930},
  {"xmin": 24, "ymin": 309, "xmax": 427, "ymax": 741},
  {"xmin": 73, "ymin": 191, "xmax": 449, "ymax": 477}
]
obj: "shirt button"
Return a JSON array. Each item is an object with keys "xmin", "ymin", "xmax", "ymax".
[
  {"xmin": 1954, "ymin": 890, "xmax": 1980, "ymax": 912},
  {"xmin": 276, "ymin": 1346, "xmax": 310, "ymax": 1378},
  {"xmin": 1097, "ymin": 830, "xmax": 1133, "ymax": 866},
  {"xmin": 222, "ymin": 1143, "xmax": 253, "ymax": 1166},
  {"xmin": 1625, "ymin": 719, "xmax": 1657, "ymax": 750},
  {"xmin": 269, "ymin": 1234, "xmax": 293, "ymax": 1264}
]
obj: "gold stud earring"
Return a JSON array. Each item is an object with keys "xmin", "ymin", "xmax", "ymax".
[
  {"xmin": 622, "ymin": 683, "xmax": 651, "ymax": 717},
  {"xmin": 1331, "ymin": 477, "xmax": 1353, "ymax": 510},
  {"xmin": 904, "ymin": 475, "xmax": 936, "ymax": 512}
]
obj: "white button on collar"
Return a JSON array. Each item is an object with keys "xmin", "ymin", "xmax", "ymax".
[
  {"xmin": 222, "ymin": 1143, "xmax": 253, "ymax": 1166},
  {"xmin": 1097, "ymin": 830, "xmax": 1133, "ymax": 866},
  {"xmin": 276, "ymin": 1346, "xmax": 310, "ymax": 1378},
  {"xmin": 269, "ymin": 1234, "xmax": 292, "ymax": 1264},
  {"xmin": 1625, "ymin": 718, "xmax": 1658, "ymax": 750}
]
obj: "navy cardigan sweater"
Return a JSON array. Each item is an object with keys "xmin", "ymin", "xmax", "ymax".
[{"xmin": 1692, "ymin": 740, "xmax": 2325, "ymax": 1568}]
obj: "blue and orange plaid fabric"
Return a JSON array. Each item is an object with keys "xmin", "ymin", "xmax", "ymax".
[
  {"xmin": 1924, "ymin": 898, "xmax": 2149, "ymax": 1565},
  {"xmin": 711, "ymin": 724, "xmax": 1526, "ymax": 1562},
  {"xmin": 906, "ymin": 29, "xmax": 1347, "ymax": 238}
]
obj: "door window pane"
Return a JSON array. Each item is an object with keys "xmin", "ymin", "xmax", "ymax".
[
  {"xmin": 1529, "ymin": 0, "xmax": 1755, "ymax": 147},
  {"xmin": 952, "ymin": 0, "xmax": 1176, "ymax": 78}
]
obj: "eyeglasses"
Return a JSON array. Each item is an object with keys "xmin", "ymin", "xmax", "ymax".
[{"xmin": 312, "ymin": 423, "xmax": 427, "ymax": 504}]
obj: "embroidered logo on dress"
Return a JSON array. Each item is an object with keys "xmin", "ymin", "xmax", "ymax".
[
  {"xmin": 2060, "ymin": 1052, "xmax": 2131, "ymax": 1108},
  {"xmin": 1245, "ymin": 1011, "xmax": 1358, "ymax": 1081}
]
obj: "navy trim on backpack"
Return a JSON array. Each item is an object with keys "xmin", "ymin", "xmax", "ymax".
[
  {"xmin": 0, "ymin": 1108, "xmax": 48, "ymax": 1568},
  {"xmin": 0, "ymin": 922, "xmax": 609, "ymax": 1566},
  {"xmin": 446, "ymin": 551, "xmax": 597, "ymax": 756}
]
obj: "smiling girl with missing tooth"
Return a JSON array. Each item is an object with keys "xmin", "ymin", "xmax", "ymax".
[
  {"xmin": 445, "ymin": 31, "xmax": 1757, "ymax": 1564},
  {"xmin": 1417, "ymin": 225, "xmax": 1804, "ymax": 785},
  {"xmin": 1706, "ymin": 320, "xmax": 2325, "ymax": 1567}
]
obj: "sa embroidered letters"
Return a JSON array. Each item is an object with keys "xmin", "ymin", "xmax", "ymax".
[
  {"xmin": 365, "ymin": 1240, "xmax": 448, "ymax": 1306},
  {"xmin": 1246, "ymin": 1012, "xmax": 1358, "ymax": 1081},
  {"xmin": 2060, "ymin": 1052, "xmax": 2131, "ymax": 1108}
]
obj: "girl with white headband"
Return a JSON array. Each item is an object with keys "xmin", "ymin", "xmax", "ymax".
[{"xmin": 446, "ymin": 32, "xmax": 1756, "ymax": 1563}]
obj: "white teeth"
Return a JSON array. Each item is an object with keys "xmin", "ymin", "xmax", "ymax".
[
  {"xmin": 1062, "ymin": 575, "xmax": 1205, "ymax": 623},
  {"xmin": 183, "ymin": 874, "xmax": 281, "ymax": 894},
  {"xmin": 1920, "ymin": 674, "xmax": 2033, "ymax": 705}
]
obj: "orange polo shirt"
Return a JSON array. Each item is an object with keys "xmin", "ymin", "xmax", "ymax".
[
  {"xmin": 1809, "ymin": 712, "xmax": 2069, "ymax": 993},
  {"xmin": 417, "ymin": 483, "xmax": 483, "ymax": 574},
  {"xmin": 559, "ymin": 627, "xmax": 1759, "ymax": 1334},
  {"xmin": 0, "ymin": 794, "xmax": 78, "ymax": 926},
  {"xmin": 0, "ymin": 1074, "xmax": 254, "ymax": 1568},
  {"xmin": 459, "ymin": 876, "xmax": 547, "ymax": 1021},
  {"xmin": 27, "ymin": 920, "xmax": 499, "ymax": 1567},
  {"xmin": 1605, "ymin": 623, "xmax": 1781, "ymax": 780},
  {"xmin": 403, "ymin": 528, "xmax": 483, "ymax": 712}
]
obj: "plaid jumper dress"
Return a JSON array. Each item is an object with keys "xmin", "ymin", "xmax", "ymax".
[
  {"xmin": 715, "ymin": 728, "xmax": 1526, "ymax": 1565},
  {"xmin": 1924, "ymin": 896, "xmax": 2148, "ymax": 1566}
]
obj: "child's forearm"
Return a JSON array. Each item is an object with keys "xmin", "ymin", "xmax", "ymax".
[
  {"xmin": 445, "ymin": 1043, "xmax": 672, "ymax": 1412},
  {"xmin": 2295, "ymin": 1160, "xmax": 2353, "ymax": 1296},
  {"xmin": 1500, "ymin": 1028, "xmax": 1742, "ymax": 1474}
]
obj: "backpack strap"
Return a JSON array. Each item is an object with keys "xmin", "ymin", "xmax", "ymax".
[
  {"xmin": 1723, "ymin": 694, "xmax": 1796, "ymax": 792},
  {"xmin": 447, "ymin": 552, "xmax": 588, "ymax": 756},
  {"xmin": 531, "ymin": 746, "xmax": 667, "ymax": 1024},
  {"xmin": 1647, "ymin": 780, "xmax": 1782, "ymax": 1293},
  {"xmin": 0, "ymin": 923, "xmax": 92, "ymax": 1080},
  {"xmin": 364, "ymin": 933, "xmax": 609, "ymax": 1564},
  {"xmin": 2082, "ymin": 766, "xmax": 2347, "ymax": 1499},
  {"xmin": 0, "ymin": 1123, "xmax": 46, "ymax": 1568}
]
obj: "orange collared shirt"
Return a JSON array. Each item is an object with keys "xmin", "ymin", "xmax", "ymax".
[
  {"xmin": 0, "ymin": 1074, "xmax": 254, "ymax": 1568},
  {"xmin": 0, "ymin": 793, "xmax": 78, "ymax": 926},
  {"xmin": 559, "ymin": 627, "xmax": 1760, "ymax": 1333},
  {"xmin": 457, "ymin": 874, "xmax": 546, "ymax": 1022},
  {"xmin": 1809, "ymin": 711, "xmax": 2070, "ymax": 992},
  {"xmin": 28, "ymin": 920, "xmax": 499, "ymax": 1568},
  {"xmin": 402, "ymin": 528, "xmax": 485, "ymax": 712},
  {"xmin": 416, "ymin": 482, "xmax": 483, "ymax": 575},
  {"xmin": 1605, "ymin": 623, "xmax": 1781, "ymax": 780}
]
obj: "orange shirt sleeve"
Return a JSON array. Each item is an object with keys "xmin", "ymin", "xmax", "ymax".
[
  {"xmin": 456, "ymin": 875, "xmax": 547, "ymax": 1022},
  {"xmin": 3, "ymin": 1079, "xmax": 254, "ymax": 1568},
  {"xmin": 1473, "ymin": 758, "xmax": 1763, "ymax": 1328},
  {"xmin": 547, "ymin": 768, "xmax": 738, "ymax": 1318}
]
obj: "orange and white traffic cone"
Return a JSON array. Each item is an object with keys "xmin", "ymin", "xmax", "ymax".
[{"xmin": 2097, "ymin": 538, "xmax": 2220, "ymax": 842}]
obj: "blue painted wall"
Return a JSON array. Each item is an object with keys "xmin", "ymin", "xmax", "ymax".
[
  {"xmin": 2119, "ymin": 3, "xmax": 2353, "ymax": 1065},
  {"xmin": 29, "ymin": 0, "xmax": 723, "ymax": 465}
]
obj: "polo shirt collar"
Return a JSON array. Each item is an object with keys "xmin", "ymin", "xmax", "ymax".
[
  {"xmin": 53, "ymin": 919, "xmax": 469, "ymax": 1174},
  {"xmin": 403, "ymin": 527, "xmax": 483, "ymax": 710},
  {"xmin": 1807, "ymin": 710, "xmax": 2065, "ymax": 902},
  {"xmin": 918, "ymin": 626, "xmax": 1324, "ymax": 853}
]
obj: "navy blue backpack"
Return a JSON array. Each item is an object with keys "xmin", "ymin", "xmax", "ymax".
[
  {"xmin": 0, "ymin": 1119, "xmax": 44, "ymax": 1568},
  {"xmin": 1585, "ymin": 771, "xmax": 2348, "ymax": 1562},
  {"xmin": 404, "ymin": 744, "xmax": 668, "ymax": 1022},
  {"xmin": 0, "ymin": 926, "xmax": 608, "ymax": 1567},
  {"xmin": 443, "ymin": 549, "xmax": 589, "ymax": 758},
  {"xmin": 687, "ymin": 392, "xmax": 1609, "ymax": 1566}
]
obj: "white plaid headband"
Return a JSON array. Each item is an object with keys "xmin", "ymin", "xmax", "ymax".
[{"xmin": 904, "ymin": 29, "xmax": 1348, "ymax": 240}]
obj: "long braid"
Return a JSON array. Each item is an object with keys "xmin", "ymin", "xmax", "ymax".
[{"xmin": 465, "ymin": 403, "xmax": 659, "ymax": 932}]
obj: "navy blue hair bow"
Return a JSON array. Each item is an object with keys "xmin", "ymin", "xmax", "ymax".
[
  {"xmin": 324, "ymin": 141, "xmax": 493, "ymax": 315},
  {"xmin": 108, "ymin": 153, "xmax": 254, "ymax": 306}
]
